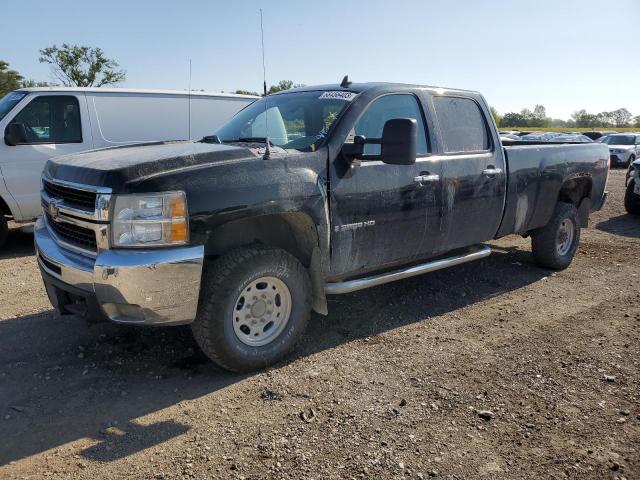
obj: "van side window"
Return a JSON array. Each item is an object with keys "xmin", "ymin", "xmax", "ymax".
[
  {"xmin": 433, "ymin": 96, "xmax": 490, "ymax": 153},
  {"xmin": 10, "ymin": 96, "xmax": 82, "ymax": 144},
  {"xmin": 354, "ymin": 94, "xmax": 429, "ymax": 156}
]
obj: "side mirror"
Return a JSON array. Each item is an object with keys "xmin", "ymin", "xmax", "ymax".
[
  {"xmin": 4, "ymin": 123, "xmax": 28, "ymax": 146},
  {"xmin": 381, "ymin": 118, "xmax": 417, "ymax": 165}
]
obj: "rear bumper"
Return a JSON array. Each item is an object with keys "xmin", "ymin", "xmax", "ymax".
[{"xmin": 34, "ymin": 217, "xmax": 204, "ymax": 325}]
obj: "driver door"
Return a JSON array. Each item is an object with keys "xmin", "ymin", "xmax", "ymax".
[
  {"xmin": 0, "ymin": 93, "xmax": 92, "ymax": 220},
  {"xmin": 329, "ymin": 93, "xmax": 443, "ymax": 277}
]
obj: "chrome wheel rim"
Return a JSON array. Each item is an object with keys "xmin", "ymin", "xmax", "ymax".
[
  {"xmin": 556, "ymin": 219, "xmax": 575, "ymax": 256},
  {"xmin": 232, "ymin": 276, "xmax": 292, "ymax": 347}
]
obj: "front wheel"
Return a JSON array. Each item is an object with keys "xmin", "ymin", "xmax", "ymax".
[
  {"xmin": 191, "ymin": 247, "xmax": 311, "ymax": 372},
  {"xmin": 531, "ymin": 202, "xmax": 580, "ymax": 270},
  {"xmin": 625, "ymin": 180, "xmax": 640, "ymax": 215}
]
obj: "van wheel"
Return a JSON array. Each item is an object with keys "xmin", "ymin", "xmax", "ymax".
[
  {"xmin": 531, "ymin": 202, "xmax": 580, "ymax": 270},
  {"xmin": 625, "ymin": 180, "xmax": 640, "ymax": 215},
  {"xmin": 191, "ymin": 247, "xmax": 311, "ymax": 373},
  {"xmin": 0, "ymin": 215, "xmax": 8, "ymax": 249}
]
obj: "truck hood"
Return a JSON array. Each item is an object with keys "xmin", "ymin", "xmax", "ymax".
[{"xmin": 44, "ymin": 141, "xmax": 257, "ymax": 188}]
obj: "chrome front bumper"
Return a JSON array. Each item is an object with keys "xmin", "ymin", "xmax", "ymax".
[{"xmin": 34, "ymin": 217, "xmax": 204, "ymax": 325}]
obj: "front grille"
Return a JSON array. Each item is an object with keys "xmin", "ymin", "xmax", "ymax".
[
  {"xmin": 43, "ymin": 180, "xmax": 97, "ymax": 210},
  {"xmin": 45, "ymin": 213, "xmax": 97, "ymax": 252}
]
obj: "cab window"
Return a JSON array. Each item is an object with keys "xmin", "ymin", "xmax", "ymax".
[
  {"xmin": 9, "ymin": 95, "xmax": 82, "ymax": 144},
  {"xmin": 432, "ymin": 96, "xmax": 491, "ymax": 153},
  {"xmin": 354, "ymin": 94, "xmax": 429, "ymax": 156}
]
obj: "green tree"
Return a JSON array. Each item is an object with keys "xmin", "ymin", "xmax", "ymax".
[
  {"xmin": 267, "ymin": 80, "xmax": 305, "ymax": 95},
  {"xmin": 500, "ymin": 112, "xmax": 526, "ymax": 127},
  {"xmin": 571, "ymin": 109, "xmax": 598, "ymax": 128},
  {"xmin": 609, "ymin": 108, "xmax": 632, "ymax": 128},
  {"xmin": 21, "ymin": 79, "xmax": 50, "ymax": 88},
  {"xmin": 634, "ymin": 115, "xmax": 640, "ymax": 128},
  {"xmin": 234, "ymin": 89, "xmax": 260, "ymax": 96},
  {"xmin": 0, "ymin": 60, "xmax": 23, "ymax": 97},
  {"xmin": 39, "ymin": 44, "xmax": 125, "ymax": 87},
  {"xmin": 490, "ymin": 106, "xmax": 501, "ymax": 126}
]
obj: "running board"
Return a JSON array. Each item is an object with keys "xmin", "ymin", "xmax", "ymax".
[{"xmin": 324, "ymin": 245, "xmax": 491, "ymax": 295}]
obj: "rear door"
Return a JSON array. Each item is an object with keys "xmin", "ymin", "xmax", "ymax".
[
  {"xmin": 429, "ymin": 95, "xmax": 506, "ymax": 249},
  {"xmin": 329, "ymin": 92, "xmax": 443, "ymax": 276},
  {"xmin": 0, "ymin": 93, "xmax": 91, "ymax": 220}
]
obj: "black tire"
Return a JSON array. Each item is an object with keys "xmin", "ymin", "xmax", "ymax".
[
  {"xmin": 0, "ymin": 215, "xmax": 8, "ymax": 250},
  {"xmin": 625, "ymin": 180, "xmax": 640, "ymax": 215},
  {"xmin": 191, "ymin": 247, "xmax": 311, "ymax": 372},
  {"xmin": 531, "ymin": 202, "xmax": 580, "ymax": 270}
]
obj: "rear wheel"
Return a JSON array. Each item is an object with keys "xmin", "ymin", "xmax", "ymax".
[
  {"xmin": 0, "ymin": 215, "xmax": 8, "ymax": 249},
  {"xmin": 625, "ymin": 180, "xmax": 640, "ymax": 215},
  {"xmin": 531, "ymin": 202, "xmax": 580, "ymax": 270},
  {"xmin": 191, "ymin": 247, "xmax": 311, "ymax": 372}
]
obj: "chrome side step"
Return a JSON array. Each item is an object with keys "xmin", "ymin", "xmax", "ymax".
[{"xmin": 324, "ymin": 245, "xmax": 491, "ymax": 295}]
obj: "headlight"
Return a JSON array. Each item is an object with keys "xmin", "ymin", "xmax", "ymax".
[{"xmin": 112, "ymin": 192, "xmax": 188, "ymax": 247}]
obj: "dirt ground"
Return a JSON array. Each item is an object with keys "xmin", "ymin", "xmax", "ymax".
[{"xmin": 0, "ymin": 169, "xmax": 638, "ymax": 480}]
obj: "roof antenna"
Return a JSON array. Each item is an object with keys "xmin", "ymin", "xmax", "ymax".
[
  {"xmin": 340, "ymin": 75, "xmax": 352, "ymax": 88},
  {"xmin": 260, "ymin": 8, "xmax": 271, "ymax": 160},
  {"xmin": 188, "ymin": 59, "xmax": 192, "ymax": 141}
]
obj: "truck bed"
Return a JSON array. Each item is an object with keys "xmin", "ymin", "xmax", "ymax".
[{"xmin": 496, "ymin": 142, "xmax": 609, "ymax": 238}]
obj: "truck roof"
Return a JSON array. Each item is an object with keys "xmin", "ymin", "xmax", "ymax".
[
  {"xmin": 14, "ymin": 87, "xmax": 259, "ymax": 99},
  {"xmin": 275, "ymin": 82, "xmax": 480, "ymax": 96}
]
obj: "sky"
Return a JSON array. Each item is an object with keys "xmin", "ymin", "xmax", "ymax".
[{"xmin": 2, "ymin": 0, "xmax": 639, "ymax": 120}]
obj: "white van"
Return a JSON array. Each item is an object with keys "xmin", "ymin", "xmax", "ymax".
[{"xmin": 0, "ymin": 87, "xmax": 257, "ymax": 245}]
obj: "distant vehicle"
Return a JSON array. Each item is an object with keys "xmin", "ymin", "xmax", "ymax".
[
  {"xmin": 500, "ymin": 133, "xmax": 521, "ymax": 142},
  {"xmin": 0, "ymin": 87, "xmax": 258, "ymax": 244},
  {"xmin": 600, "ymin": 133, "xmax": 640, "ymax": 167},
  {"xmin": 625, "ymin": 158, "xmax": 640, "ymax": 214},
  {"xmin": 520, "ymin": 132, "xmax": 592, "ymax": 143},
  {"xmin": 35, "ymin": 81, "xmax": 609, "ymax": 372},
  {"xmin": 582, "ymin": 130, "xmax": 617, "ymax": 140}
]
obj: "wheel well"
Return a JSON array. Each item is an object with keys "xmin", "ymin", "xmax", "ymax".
[
  {"xmin": 0, "ymin": 195, "xmax": 13, "ymax": 218},
  {"xmin": 558, "ymin": 177, "xmax": 592, "ymax": 206},
  {"xmin": 205, "ymin": 212, "xmax": 319, "ymax": 267}
]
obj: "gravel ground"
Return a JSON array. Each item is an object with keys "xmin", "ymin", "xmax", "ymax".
[{"xmin": 0, "ymin": 169, "xmax": 638, "ymax": 480}]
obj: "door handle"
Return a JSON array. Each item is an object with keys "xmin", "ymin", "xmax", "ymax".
[
  {"xmin": 414, "ymin": 174, "xmax": 440, "ymax": 183},
  {"xmin": 482, "ymin": 167, "xmax": 503, "ymax": 176}
]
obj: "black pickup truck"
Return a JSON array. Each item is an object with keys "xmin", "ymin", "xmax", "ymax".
[{"xmin": 34, "ymin": 81, "xmax": 609, "ymax": 371}]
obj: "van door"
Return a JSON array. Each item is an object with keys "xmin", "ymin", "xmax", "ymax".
[
  {"xmin": 430, "ymin": 95, "xmax": 506, "ymax": 249},
  {"xmin": 0, "ymin": 93, "xmax": 92, "ymax": 220}
]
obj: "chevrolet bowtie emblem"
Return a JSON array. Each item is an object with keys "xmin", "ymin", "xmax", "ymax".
[{"xmin": 48, "ymin": 200, "xmax": 61, "ymax": 220}]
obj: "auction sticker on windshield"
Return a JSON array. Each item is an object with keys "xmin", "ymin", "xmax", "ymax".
[{"xmin": 319, "ymin": 91, "xmax": 357, "ymax": 101}]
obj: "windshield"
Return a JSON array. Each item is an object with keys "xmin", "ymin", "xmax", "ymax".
[
  {"xmin": 215, "ymin": 90, "xmax": 354, "ymax": 151},
  {"xmin": 0, "ymin": 91, "xmax": 27, "ymax": 122},
  {"xmin": 602, "ymin": 135, "xmax": 635, "ymax": 145}
]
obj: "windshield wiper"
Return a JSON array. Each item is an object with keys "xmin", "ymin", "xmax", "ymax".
[{"xmin": 223, "ymin": 137, "xmax": 274, "ymax": 146}]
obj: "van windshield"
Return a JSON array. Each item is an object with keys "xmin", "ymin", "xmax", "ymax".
[
  {"xmin": 0, "ymin": 91, "xmax": 27, "ymax": 122},
  {"xmin": 215, "ymin": 90, "xmax": 355, "ymax": 151}
]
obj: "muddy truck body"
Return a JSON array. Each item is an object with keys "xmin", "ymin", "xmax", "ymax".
[{"xmin": 35, "ymin": 82, "xmax": 609, "ymax": 371}]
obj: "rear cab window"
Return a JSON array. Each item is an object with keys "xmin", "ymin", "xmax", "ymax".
[
  {"xmin": 9, "ymin": 95, "xmax": 82, "ymax": 144},
  {"xmin": 432, "ymin": 96, "xmax": 492, "ymax": 154}
]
